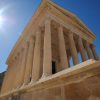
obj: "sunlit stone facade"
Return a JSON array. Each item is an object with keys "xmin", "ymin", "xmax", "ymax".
[{"xmin": 0, "ymin": 0, "xmax": 100, "ymax": 100}]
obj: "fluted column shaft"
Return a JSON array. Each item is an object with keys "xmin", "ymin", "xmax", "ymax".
[
  {"xmin": 8, "ymin": 57, "xmax": 19, "ymax": 91},
  {"xmin": 58, "ymin": 25, "xmax": 68, "ymax": 69},
  {"xmin": 31, "ymin": 29, "xmax": 41, "ymax": 83},
  {"xmin": 42, "ymin": 18, "xmax": 52, "ymax": 77},
  {"xmin": 23, "ymin": 37, "xmax": 35, "ymax": 85},
  {"xmin": 78, "ymin": 36, "xmax": 87, "ymax": 61},
  {"xmin": 15, "ymin": 43, "xmax": 28, "ymax": 88},
  {"xmin": 85, "ymin": 41, "xmax": 93, "ymax": 59},
  {"xmin": 13, "ymin": 52, "xmax": 23, "ymax": 89},
  {"xmin": 68, "ymin": 32, "xmax": 79, "ymax": 65},
  {"xmin": 91, "ymin": 44, "xmax": 99, "ymax": 60}
]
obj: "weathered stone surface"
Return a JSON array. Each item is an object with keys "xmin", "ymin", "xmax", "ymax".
[{"xmin": 0, "ymin": 0, "xmax": 99, "ymax": 100}]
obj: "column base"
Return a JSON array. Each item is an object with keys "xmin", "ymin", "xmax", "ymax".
[
  {"xmin": 28, "ymin": 80, "xmax": 37, "ymax": 86},
  {"xmin": 20, "ymin": 83, "xmax": 27, "ymax": 89},
  {"xmin": 11, "ymin": 86, "xmax": 20, "ymax": 91},
  {"xmin": 11, "ymin": 88, "xmax": 15, "ymax": 92},
  {"xmin": 16, "ymin": 86, "xmax": 21, "ymax": 89},
  {"xmin": 39, "ymin": 73, "xmax": 52, "ymax": 81}
]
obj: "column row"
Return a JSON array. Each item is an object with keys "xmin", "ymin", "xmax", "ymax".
[
  {"xmin": 4, "ymin": 18, "xmax": 99, "ymax": 92},
  {"xmin": 12, "ymin": 18, "xmax": 99, "ymax": 89}
]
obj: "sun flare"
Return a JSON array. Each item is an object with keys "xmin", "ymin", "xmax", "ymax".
[{"xmin": 0, "ymin": 16, "xmax": 4, "ymax": 26}]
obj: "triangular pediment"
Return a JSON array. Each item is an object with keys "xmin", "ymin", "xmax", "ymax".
[{"xmin": 46, "ymin": 0, "xmax": 95, "ymax": 38}]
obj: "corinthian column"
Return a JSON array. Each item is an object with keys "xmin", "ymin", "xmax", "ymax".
[
  {"xmin": 13, "ymin": 52, "xmax": 23, "ymax": 89},
  {"xmin": 85, "ymin": 41, "xmax": 93, "ymax": 59},
  {"xmin": 23, "ymin": 37, "xmax": 35, "ymax": 86},
  {"xmin": 15, "ymin": 43, "xmax": 28, "ymax": 88},
  {"xmin": 78, "ymin": 36, "xmax": 87, "ymax": 61},
  {"xmin": 91, "ymin": 44, "xmax": 99, "ymax": 60},
  {"xmin": 42, "ymin": 18, "xmax": 52, "ymax": 78},
  {"xmin": 7, "ymin": 58, "xmax": 18, "ymax": 91},
  {"xmin": 30, "ymin": 29, "xmax": 41, "ymax": 84},
  {"xmin": 58, "ymin": 25, "xmax": 68, "ymax": 69},
  {"xmin": 68, "ymin": 32, "xmax": 79, "ymax": 65}
]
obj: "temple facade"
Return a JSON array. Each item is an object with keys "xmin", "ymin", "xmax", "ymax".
[{"xmin": 0, "ymin": 0, "xmax": 100, "ymax": 100}]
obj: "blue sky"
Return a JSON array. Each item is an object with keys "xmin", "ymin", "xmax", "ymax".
[{"xmin": 0, "ymin": 0, "xmax": 100, "ymax": 73}]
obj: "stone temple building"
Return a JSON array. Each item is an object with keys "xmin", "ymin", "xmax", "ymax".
[{"xmin": 0, "ymin": 0, "xmax": 100, "ymax": 100}]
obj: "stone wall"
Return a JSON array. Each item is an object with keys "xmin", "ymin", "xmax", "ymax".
[{"xmin": 11, "ymin": 74, "xmax": 100, "ymax": 100}]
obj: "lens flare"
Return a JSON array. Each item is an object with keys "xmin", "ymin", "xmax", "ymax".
[
  {"xmin": 0, "ymin": 5, "xmax": 11, "ymax": 31},
  {"xmin": 0, "ymin": 16, "xmax": 4, "ymax": 24}
]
